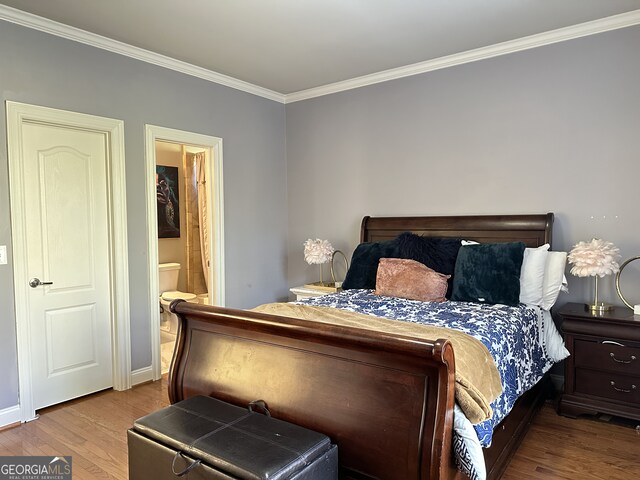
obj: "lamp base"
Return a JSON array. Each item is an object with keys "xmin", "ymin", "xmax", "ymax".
[{"xmin": 589, "ymin": 302, "xmax": 613, "ymax": 314}]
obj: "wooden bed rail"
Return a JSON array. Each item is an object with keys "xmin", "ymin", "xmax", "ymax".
[{"xmin": 169, "ymin": 300, "xmax": 458, "ymax": 479}]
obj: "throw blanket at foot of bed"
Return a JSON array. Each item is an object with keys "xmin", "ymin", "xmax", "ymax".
[{"xmin": 252, "ymin": 303, "xmax": 502, "ymax": 424}]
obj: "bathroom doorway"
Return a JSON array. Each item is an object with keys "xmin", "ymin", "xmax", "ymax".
[
  {"xmin": 156, "ymin": 141, "xmax": 210, "ymax": 373},
  {"xmin": 145, "ymin": 125, "xmax": 225, "ymax": 380}
]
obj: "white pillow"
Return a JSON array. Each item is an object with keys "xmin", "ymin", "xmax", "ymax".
[
  {"xmin": 540, "ymin": 251, "xmax": 568, "ymax": 310},
  {"xmin": 519, "ymin": 244, "xmax": 550, "ymax": 306}
]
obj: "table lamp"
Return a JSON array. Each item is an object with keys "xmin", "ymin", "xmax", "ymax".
[
  {"xmin": 303, "ymin": 238, "xmax": 335, "ymax": 287},
  {"xmin": 568, "ymin": 238, "xmax": 620, "ymax": 313}
]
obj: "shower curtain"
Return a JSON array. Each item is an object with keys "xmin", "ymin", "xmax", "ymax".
[{"xmin": 195, "ymin": 152, "xmax": 209, "ymax": 289}]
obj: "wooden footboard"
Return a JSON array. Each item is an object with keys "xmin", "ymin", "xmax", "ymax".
[{"xmin": 168, "ymin": 300, "xmax": 458, "ymax": 480}]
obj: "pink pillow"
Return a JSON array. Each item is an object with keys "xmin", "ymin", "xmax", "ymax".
[{"xmin": 375, "ymin": 258, "xmax": 450, "ymax": 302}]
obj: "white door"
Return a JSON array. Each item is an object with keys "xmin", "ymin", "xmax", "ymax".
[{"xmin": 21, "ymin": 122, "xmax": 113, "ymax": 410}]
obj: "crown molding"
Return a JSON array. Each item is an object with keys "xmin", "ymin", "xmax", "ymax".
[
  {"xmin": 1, "ymin": 4, "xmax": 639, "ymax": 105},
  {"xmin": 0, "ymin": 4, "xmax": 286, "ymax": 103},
  {"xmin": 285, "ymin": 9, "xmax": 640, "ymax": 103}
]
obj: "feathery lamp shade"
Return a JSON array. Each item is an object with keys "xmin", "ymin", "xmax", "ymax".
[
  {"xmin": 303, "ymin": 239, "xmax": 335, "ymax": 287},
  {"xmin": 568, "ymin": 238, "xmax": 621, "ymax": 313}
]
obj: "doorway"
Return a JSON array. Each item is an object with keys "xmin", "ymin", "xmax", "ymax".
[
  {"xmin": 155, "ymin": 141, "xmax": 210, "ymax": 373},
  {"xmin": 6, "ymin": 102, "xmax": 131, "ymax": 422},
  {"xmin": 144, "ymin": 125, "xmax": 225, "ymax": 380}
]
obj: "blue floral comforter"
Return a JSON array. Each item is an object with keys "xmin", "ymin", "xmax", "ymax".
[{"xmin": 296, "ymin": 289, "xmax": 555, "ymax": 447}]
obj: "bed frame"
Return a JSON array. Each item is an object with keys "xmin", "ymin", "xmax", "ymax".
[{"xmin": 168, "ymin": 213, "xmax": 554, "ymax": 480}]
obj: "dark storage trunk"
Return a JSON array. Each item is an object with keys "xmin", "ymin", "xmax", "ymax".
[{"xmin": 128, "ymin": 396, "xmax": 338, "ymax": 480}]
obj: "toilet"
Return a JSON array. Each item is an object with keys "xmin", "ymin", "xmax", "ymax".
[{"xmin": 158, "ymin": 263, "xmax": 197, "ymax": 334}]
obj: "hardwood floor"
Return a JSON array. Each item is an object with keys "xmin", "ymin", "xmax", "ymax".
[
  {"xmin": 0, "ymin": 380, "xmax": 169, "ymax": 479},
  {"xmin": 0, "ymin": 380, "xmax": 638, "ymax": 479},
  {"xmin": 503, "ymin": 405, "xmax": 640, "ymax": 480}
]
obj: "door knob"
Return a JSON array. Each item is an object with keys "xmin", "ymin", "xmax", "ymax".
[{"xmin": 29, "ymin": 278, "xmax": 53, "ymax": 288}]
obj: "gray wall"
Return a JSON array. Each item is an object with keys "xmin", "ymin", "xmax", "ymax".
[
  {"xmin": 286, "ymin": 25, "xmax": 640, "ymax": 308},
  {"xmin": 0, "ymin": 21, "xmax": 288, "ymax": 410}
]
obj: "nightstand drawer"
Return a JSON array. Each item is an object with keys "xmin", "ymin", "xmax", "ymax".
[
  {"xmin": 575, "ymin": 368, "xmax": 639, "ymax": 404},
  {"xmin": 574, "ymin": 339, "xmax": 640, "ymax": 375}
]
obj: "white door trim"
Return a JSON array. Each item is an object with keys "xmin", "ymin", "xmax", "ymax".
[
  {"xmin": 144, "ymin": 125, "xmax": 225, "ymax": 381},
  {"xmin": 6, "ymin": 101, "xmax": 131, "ymax": 422}
]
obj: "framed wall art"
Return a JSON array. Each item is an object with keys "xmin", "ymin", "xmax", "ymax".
[{"xmin": 156, "ymin": 165, "xmax": 180, "ymax": 238}]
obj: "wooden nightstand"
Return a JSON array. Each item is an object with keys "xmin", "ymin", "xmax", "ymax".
[
  {"xmin": 558, "ymin": 302, "xmax": 640, "ymax": 421},
  {"xmin": 289, "ymin": 285, "xmax": 334, "ymax": 301}
]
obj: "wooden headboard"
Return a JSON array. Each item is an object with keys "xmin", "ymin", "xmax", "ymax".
[{"xmin": 361, "ymin": 213, "xmax": 553, "ymax": 248}]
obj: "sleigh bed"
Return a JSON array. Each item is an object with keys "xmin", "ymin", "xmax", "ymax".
[{"xmin": 168, "ymin": 213, "xmax": 557, "ymax": 479}]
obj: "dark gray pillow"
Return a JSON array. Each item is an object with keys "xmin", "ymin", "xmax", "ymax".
[
  {"xmin": 395, "ymin": 232, "xmax": 462, "ymax": 298},
  {"xmin": 342, "ymin": 240, "xmax": 400, "ymax": 290},
  {"xmin": 451, "ymin": 242, "xmax": 526, "ymax": 306}
]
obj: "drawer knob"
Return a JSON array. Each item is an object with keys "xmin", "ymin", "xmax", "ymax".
[
  {"xmin": 610, "ymin": 381, "xmax": 636, "ymax": 393},
  {"xmin": 609, "ymin": 352, "xmax": 637, "ymax": 364}
]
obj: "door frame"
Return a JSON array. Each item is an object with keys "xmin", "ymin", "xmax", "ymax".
[
  {"xmin": 6, "ymin": 101, "xmax": 131, "ymax": 422},
  {"xmin": 144, "ymin": 125, "xmax": 225, "ymax": 380}
]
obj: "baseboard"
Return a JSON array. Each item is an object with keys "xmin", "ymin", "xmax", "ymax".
[
  {"xmin": 0, "ymin": 404, "xmax": 21, "ymax": 429},
  {"xmin": 131, "ymin": 366, "xmax": 154, "ymax": 386}
]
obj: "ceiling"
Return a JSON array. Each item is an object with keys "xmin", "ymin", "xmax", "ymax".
[{"xmin": 2, "ymin": 0, "xmax": 640, "ymax": 98}]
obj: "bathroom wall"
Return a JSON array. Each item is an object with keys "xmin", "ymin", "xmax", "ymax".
[{"xmin": 156, "ymin": 142, "xmax": 187, "ymax": 293}]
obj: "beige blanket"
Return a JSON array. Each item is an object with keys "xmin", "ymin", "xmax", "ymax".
[{"xmin": 252, "ymin": 303, "xmax": 502, "ymax": 424}]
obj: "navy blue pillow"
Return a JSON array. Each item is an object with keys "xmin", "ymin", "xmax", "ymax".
[
  {"xmin": 450, "ymin": 242, "xmax": 526, "ymax": 306},
  {"xmin": 342, "ymin": 239, "xmax": 401, "ymax": 290},
  {"xmin": 395, "ymin": 232, "xmax": 462, "ymax": 298}
]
